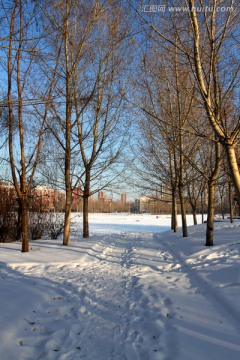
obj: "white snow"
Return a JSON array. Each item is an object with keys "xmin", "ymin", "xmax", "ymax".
[{"xmin": 0, "ymin": 213, "xmax": 240, "ymax": 360}]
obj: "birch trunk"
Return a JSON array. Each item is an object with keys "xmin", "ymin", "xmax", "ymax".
[
  {"xmin": 224, "ymin": 143, "xmax": 240, "ymax": 206},
  {"xmin": 205, "ymin": 141, "xmax": 222, "ymax": 246},
  {"xmin": 228, "ymin": 180, "xmax": 234, "ymax": 224}
]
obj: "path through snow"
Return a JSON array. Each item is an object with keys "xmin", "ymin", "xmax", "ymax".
[{"xmin": 1, "ymin": 223, "xmax": 240, "ymax": 359}]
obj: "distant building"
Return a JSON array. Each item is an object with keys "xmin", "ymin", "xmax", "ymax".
[
  {"xmin": 98, "ymin": 191, "xmax": 110, "ymax": 202},
  {"xmin": 0, "ymin": 182, "xmax": 16, "ymax": 197},
  {"xmin": 0, "ymin": 182, "xmax": 66, "ymax": 212},
  {"xmin": 0, "ymin": 182, "xmax": 17, "ymax": 210},
  {"xmin": 98, "ymin": 191, "xmax": 104, "ymax": 201},
  {"xmin": 156, "ymin": 184, "xmax": 171, "ymax": 202},
  {"xmin": 32, "ymin": 186, "xmax": 55, "ymax": 212},
  {"xmin": 72, "ymin": 187, "xmax": 83, "ymax": 211},
  {"xmin": 140, "ymin": 196, "xmax": 149, "ymax": 212},
  {"xmin": 72, "ymin": 187, "xmax": 93, "ymax": 211},
  {"xmin": 31, "ymin": 186, "xmax": 66, "ymax": 212},
  {"xmin": 73, "ymin": 187, "xmax": 83, "ymax": 199},
  {"xmin": 139, "ymin": 195, "xmax": 157, "ymax": 213}
]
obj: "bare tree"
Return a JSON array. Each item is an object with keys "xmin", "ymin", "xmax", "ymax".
[
  {"xmin": 132, "ymin": 113, "xmax": 179, "ymax": 231},
  {"xmin": 43, "ymin": 0, "xmax": 131, "ymax": 241},
  {"xmin": 39, "ymin": 0, "xmax": 100, "ymax": 245},
  {"xmin": 4, "ymin": 0, "xmax": 57, "ymax": 252},
  {"xmin": 133, "ymin": 43, "xmax": 200, "ymax": 237},
  {"xmin": 73, "ymin": 1, "xmax": 131, "ymax": 238},
  {"xmin": 135, "ymin": 0, "xmax": 240, "ymax": 202},
  {"xmin": 129, "ymin": 0, "xmax": 239, "ymax": 245},
  {"xmin": 186, "ymin": 174, "xmax": 206, "ymax": 225},
  {"xmin": 187, "ymin": 0, "xmax": 240, "ymax": 202}
]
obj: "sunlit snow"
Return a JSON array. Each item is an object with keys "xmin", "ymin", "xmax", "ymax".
[{"xmin": 0, "ymin": 213, "xmax": 240, "ymax": 360}]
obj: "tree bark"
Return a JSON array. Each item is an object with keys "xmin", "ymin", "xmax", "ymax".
[
  {"xmin": 83, "ymin": 195, "xmax": 89, "ymax": 238},
  {"xmin": 201, "ymin": 204, "xmax": 204, "ymax": 224},
  {"xmin": 192, "ymin": 208, "xmax": 197, "ymax": 225},
  {"xmin": 171, "ymin": 188, "xmax": 178, "ymax": 232},
  {"xmin": 16, "ymin": 199, "xmax": 22, "ymax": 240},
  {"xmin": 63, "ymin": 0, "xmax": 72, "ymax": 246},
  {"xmin": 229, "ymin": 180, "xmax": 233, "ymax": 224},
  {"xmin": 178, "ymin": 182, "xmax": 188, "ymax": 237},
  {"xmin": 63, "ymin": 190, "xmax": 72, "ymax": 246},
  {"xmin": 83, "ymin": 169, "xmax": 91, "ymax": 238},
  {"xmin": 224, "ymin": 143, "xmax": 240, "ymax": 206},
  {"xmin": 220, "ymin": 197, "xmax": 225, "ymax": 220},
  {"xmin": 205, "ymin": 140, "xmax": 222, "ymax": 246},
  {"xmin": 7, "ymin": 0, "xmax": 30, "ymax": 251},
  {"xmin": 187, "ymin": 183, "xmax": 200, "ymax": 226},
  {"xmin": 206, "ymin": 180, "xmax": 215, "ymax": 246},
  {"xmin": 21, "ymin": 195, "xmax": 29, "ymax": 252}
]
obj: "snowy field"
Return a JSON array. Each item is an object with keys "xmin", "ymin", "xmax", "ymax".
[{"xmin": 0, "ymin": 213, "xmax": 240, "ymax": 360}]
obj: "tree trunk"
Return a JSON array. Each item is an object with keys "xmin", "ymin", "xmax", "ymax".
[
  {"xmin": 192, "ymin": 208, "xmax": 197, "ymax": 225},
  {"xmin": 200, "ymin": 191, "xmax": 205, "ymax": 223},
  {"xmin": 16, "ymin": 199, "xmax": 22, "ymax": 240},
  {"xmin": 205, "ymin": 140, "xmax": 222, "ymax": 246},
  {"xmin": 229, "ymin": 180, "xmax": 233, "ymax": 224},
  {"xmin": 83, "ymin": 195, "xmax": 89, "ymax": 238},
  {"xmin": 220, "ymin": 198, "xmax": 225, "ymax": 220},
  {"xmin": 187, "ymin": 186, "xmax": 198, "ymax": 225},
  {"xmin": 206, "ymin": 180, "xmax": 215, "ymax": 246},
  {"xmin": 171, "ymin": 188, "xmax": 178, "ymax": 232},
  {"xmin": 63, "ymin": 1, "xmax": 72, "ymax": 246},
  {"xmin": 224, "ymin": 143, "xmax": 240, "ymax": 206},
  {"xmin": 178, "ymin": 182, "xmax": 188, "ymax": 237},
  {"xmin": 63, "ymin": 189, "xmax": 72, "ymax": 245},
  {"xmin": 83, "ymin": 170, "xmax": 90, "ymax": 238},
  {"xmin": 21, "ymin": 196, "xmax": 29, "ymax": 253}
]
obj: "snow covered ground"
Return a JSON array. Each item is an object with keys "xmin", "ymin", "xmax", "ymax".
[{"xmin": 0, "ymin": 213, "xmax": 240, "ymax": 360}]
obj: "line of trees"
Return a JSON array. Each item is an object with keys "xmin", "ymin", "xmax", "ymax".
[
  {"xmin": 130, "ymin": 0, "xmax": 239, "ymax": 246},
  {"xmin": 0, "ymin": 0, "xmax": 132, "ymax": 251}
]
